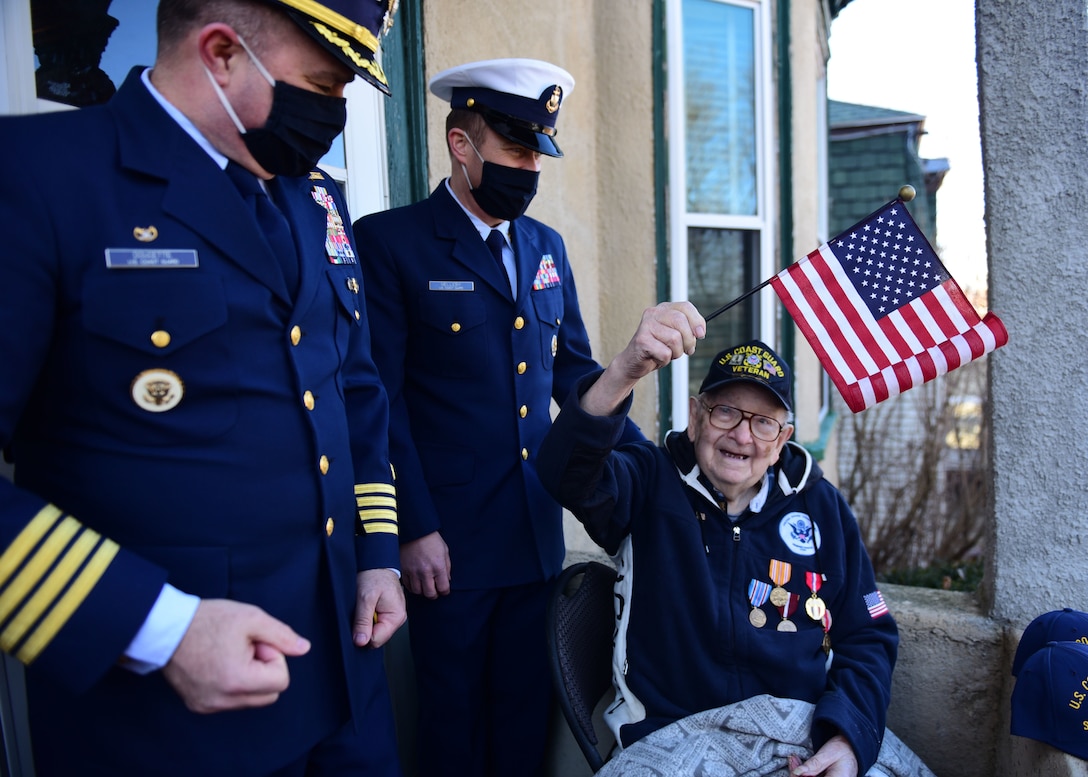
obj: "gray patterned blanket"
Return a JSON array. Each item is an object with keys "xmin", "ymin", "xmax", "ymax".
[{"xmin": 595, "ymin": 695, "xmax": 936, "ymax": 777}]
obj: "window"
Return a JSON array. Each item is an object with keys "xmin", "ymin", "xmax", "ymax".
[{"xmin": 666, "ymin": 0, "xmax": 776, "ymax": 426}]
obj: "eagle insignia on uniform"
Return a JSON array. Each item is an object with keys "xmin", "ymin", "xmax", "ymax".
[
  {"xmin": 133, "ymin": 225, "xmax": 158, "ymax": 242},
  {"xmin": 131, "ymin": 368, "xmax": 184, "ymax": 413},
  {"xmin": 532, "ymin": 254, "xmax": 561, "ymax": 290}
]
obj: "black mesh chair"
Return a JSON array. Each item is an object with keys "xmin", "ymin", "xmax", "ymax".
[{"xmin": 546, "ymin": 561, "xmax": 618, "ymax": 773}]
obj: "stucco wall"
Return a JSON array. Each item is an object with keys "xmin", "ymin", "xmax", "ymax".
[{"xmin": 976, "ymin": 1, "xmax": 1088, "ymax": 627}]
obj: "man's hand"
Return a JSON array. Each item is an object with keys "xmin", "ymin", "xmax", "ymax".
[
  {"xmin": 162, "ymin": 599, "xmax": 311, "ymax": 714},
  {"xmin": 581, "ymin": 301, "xmax": 706, "ymax": 416},
  {"xmin": 352, "ymin": 567, "xmax": 407, "ymax": 648},
  {"xmin": 399, "ymin": 531, "xmax": 452, "ymax": 599},
  {"xmin": 791, "ymin": 734, "xmax": 859, "ymax": 777}
]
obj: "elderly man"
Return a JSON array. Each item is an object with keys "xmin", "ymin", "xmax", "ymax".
[
  {"xmin": 0, "ymin": 1, "xmax": 404, "ymax": 774},
  {"xmin": 537, "ymin": 302, "xmax": 899, "ymax": 777}
]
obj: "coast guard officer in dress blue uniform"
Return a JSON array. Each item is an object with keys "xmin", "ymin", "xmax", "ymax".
[
  {"xmin": 353, "ymin": 58, "xmax": 643, "ymax": 776},
  {"xmin": 0, "ymin": 1, "xmax": 406, "ymax": 774}
]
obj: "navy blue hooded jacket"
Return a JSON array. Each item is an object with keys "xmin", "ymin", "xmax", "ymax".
[{"xmin": 538, "ymin": 372, "xmax": 899, "ymax": 774}]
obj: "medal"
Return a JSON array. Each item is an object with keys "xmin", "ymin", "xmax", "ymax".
[
  {"xmin": 776, "ymin": 593, "xmax": 800, "ymax": 632},
  {"xmin": 805, "ymin": 570, "xmax": 827, "ymax": 621},
  {"xmin": 747, "ymin": 579, "xmax": 771, "ymax": 628},
  {"xmin": 821, "ymin": 610, "xmax": 833, "ymax": 654},
  {"xmin": 769, "ymin": 559, "xmax": 792, "ymax": 606}
]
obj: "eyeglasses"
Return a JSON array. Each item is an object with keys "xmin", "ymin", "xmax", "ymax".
[{"xmin": 698, "ymin": 401, "xmax": 786, "ymax": 442}]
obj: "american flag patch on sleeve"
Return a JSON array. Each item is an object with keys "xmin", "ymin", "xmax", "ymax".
[{"xmin": 863, "ymin": 590, "xmax": 889, "ymax": 618}]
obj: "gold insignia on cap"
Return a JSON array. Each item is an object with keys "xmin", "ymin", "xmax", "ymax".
[
  {"xmin": 546, "ymin": 86, "xmax": 561, "ymax": 114},
  {"xmin": 133, "ymin": 225, "xmax": 158, "ymax": 242},
  {"xmin": 131, "ymin": 368, "xmax": 184, "ymax": 413}
]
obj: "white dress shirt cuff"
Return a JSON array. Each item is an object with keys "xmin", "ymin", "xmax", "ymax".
[{"xmin": 121, "ymin": 584, "xmax": 200, "ymax": 675}]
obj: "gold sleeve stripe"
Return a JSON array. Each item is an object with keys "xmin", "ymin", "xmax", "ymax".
[
  {"xmin": 0, "ymin": 516, "xmax": 81, "ymax": 625},
  {"xmin": 356, "ymin": 495, "xmax": 396, "ymax": 509},
  {"xmin": 0, "ymin": 529, "xmax": 97, "ymax": 652},
  {"xmin": 0, "ymin": 505, "xmax": 64, "ymax": 588},
  {"xmin": 17, "ymin": 538, "xmax": 120, "ymax": 664},
  {"xmin": 358, "ymin": 507, "xmax": 396, "ymax": 521},
  {"xmin": 355, "ymin": 482, "xmax": 396, "ymax": 497},
  {"xmin": 359, "ymin": 521, "xmax": 398, "ymax": 535}
]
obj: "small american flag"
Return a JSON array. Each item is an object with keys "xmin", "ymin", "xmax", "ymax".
[
  {"xmin": 864, "ymin": 590, "xmax": 890, "ymax": 619},
  {"xmin": 770, "ymin": 200, "xmax": 1008, "ymax": 413}
]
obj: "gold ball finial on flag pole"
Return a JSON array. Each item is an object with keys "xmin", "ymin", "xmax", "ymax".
[{"xmin": 898, "ymin": 184, "xmax": 916, "ymax": 202}]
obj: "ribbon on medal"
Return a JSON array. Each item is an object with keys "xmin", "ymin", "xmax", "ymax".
[
  {"xmin": 748, "ymin": 579, "xmax": 772, "ymax": 628},
  {"xmin": 777, "ymin": 593, "xmax": 801, "ymax": 632},
  {"xmin": 769, "ymin": 559, "xmax": 792, "ymax": 607},
  {"xmin": 805, "ymin": 570, "xmax": 827, "ymax": 621}
]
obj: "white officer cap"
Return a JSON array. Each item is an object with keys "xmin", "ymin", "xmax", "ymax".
[{"xmin": 428, "ymin": 58, "xmax": 575, "ymax": 158}]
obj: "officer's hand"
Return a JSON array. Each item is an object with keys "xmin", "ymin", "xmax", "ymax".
[
  {"xmin": 162, "ymin": 599, "xmax": 310, "ymax": 714},
  {"xmin": 400, "ymin": 531, "xmax": 452, "ymax": 599},
  {"xmin": 790, "ymin": 734, "xmax": 859, "ymax": 777},
  {"xmin": 353, "ymin": 568, "xmax": 406, "ymax": 648}
]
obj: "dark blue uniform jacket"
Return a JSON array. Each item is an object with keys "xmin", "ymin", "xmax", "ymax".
[
  {"xmin": 354, "ymin": 185, "xmax": 639, "ymax": 588},
  {"xmin": 0, "ymin": 68, "xmax": 398, "ymax": 775}
]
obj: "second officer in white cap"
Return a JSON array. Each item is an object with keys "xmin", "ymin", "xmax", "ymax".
[{"xmin": 354, "ymin": 57, "xmax": 642, "ymax": 776}]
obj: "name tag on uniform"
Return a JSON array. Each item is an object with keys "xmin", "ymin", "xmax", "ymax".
[
  {"xmin": 105, "ymin": 248, "xmax": 199, "ymax": 269},
  {"xmin": 429, "ymin": 280, "xmax": 474, "ymax": 292}
]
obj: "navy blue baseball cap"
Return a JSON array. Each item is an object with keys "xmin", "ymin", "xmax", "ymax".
[
  {"xmin": 699, "ymin": 340, "xmax": 794, "ymax": 413},
  {"xmin": 429, "ymin": 58, "xmax": 575, "ymax": 158},
  {"xmin": 263, "ymin": 0, "xmax": 397, "ymax": 94},
  {"xmin": 1011, "ymin": 641, "xmax": 1088, "ymax": 759},
  {"xmin": 1012, "ymin": 608, "xmax": 1088, "ymax": 676}
]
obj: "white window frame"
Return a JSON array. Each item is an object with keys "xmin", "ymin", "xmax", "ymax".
[{"xmin": 666, "ymin": 0, "xmax": 777, "ymax": 427}]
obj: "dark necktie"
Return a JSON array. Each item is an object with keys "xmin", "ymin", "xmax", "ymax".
[
  {"xmin": 485, "ymin": 228, "xmax": 506, "ymax": 268},
  {"xmin": 225, "ymin": 161, "xmax": 299, "ymax": 295}
]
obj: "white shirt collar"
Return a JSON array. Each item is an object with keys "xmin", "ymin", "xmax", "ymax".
[{"xmin": 141, "ymin": 68, "xmax": 228, "ymax": 170}]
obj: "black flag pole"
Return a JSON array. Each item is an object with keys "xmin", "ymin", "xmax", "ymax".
[{"xmin": 703, "ymin": 277, "xmax": 774, "ymax": 322}]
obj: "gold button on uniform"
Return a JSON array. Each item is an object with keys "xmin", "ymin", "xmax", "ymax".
[
  {"xmin": 517, "ymin": 362, "xmax": 527, "ymax": 375},
  {"xmin": 150, "ymin": 330, "xmax": 170, "ymax": 348},
  {"xmin": 319, "ymin": 455, "xmax": 329, "ymax": 475},
  {"xmin": 521, "ymin": 448, "xmax": 529, "ymax": 460},
  {"xmin": 325, "ymin": 517, "xmax": 335, "ymax": 536},
  {"xmin": 303, "ymin": 390, "xmax": 315, "ymax": 410},
  {"xmin": 514, "ymin": 316, "xmax": 525, "ymax": 330},
  {"xmin": 451, "ymin": 322, "xmax": 462, "ymax": 333},
  {"xmin": 354, "ymin": 310, "xmax": 360, "ymax": 320},
  {"xmin": 290, "ymin": 325, "xmax": 302, "ymax": 346},
  {"xmin": 519, "ymin": 405, "xmax": 528, "ymax": 418}
]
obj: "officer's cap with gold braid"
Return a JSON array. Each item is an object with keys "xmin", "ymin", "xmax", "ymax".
[
  {"xmin": 429, "ymin": 58, "xmax": 575, "ymax": 158},
  {"xmin": 262, "ymin": 0, "xmax": 398, "ymax": 95},
  {"xmin": 699, "ymin": 340, "xmax": 794, "ymax": 413}
]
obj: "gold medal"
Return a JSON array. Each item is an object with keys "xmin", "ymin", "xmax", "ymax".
[
  {"xmin": 822, "ymin": 631, "xmax": 832, "ymax": 654},
  {"xmin": 777, "ymin": 618, "xmax": 797, "ymax": 632},
  {"xmin": 805, "ymin": 595, "xmax": 826, "ymax": 621},
  {"xmin": 749, "ymin": 607, "xmax": 767, "ymax": 628},
  {"xmin": 769, "ymin": 560, "xmax": 792, "ymax": 607}
]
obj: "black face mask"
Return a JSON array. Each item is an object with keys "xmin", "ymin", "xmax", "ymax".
[
  {"xmin": 207, "ymin": 36, "xmax": 347, "ymax": 177},
  {"xmin": 460, "ymin": 133, "xmax": 540, "ymax": 222},
  {"xmin": 241, "ymin": 80, "xmax": 347, "ymax": 177}
]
